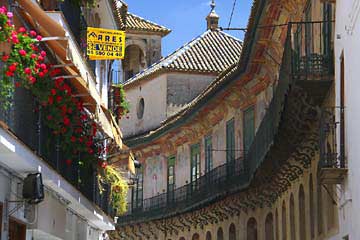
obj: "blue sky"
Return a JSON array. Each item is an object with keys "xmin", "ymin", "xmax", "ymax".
[{"xmin": 125, "ymin": 0, "xmax": 253, "ymax": 56}]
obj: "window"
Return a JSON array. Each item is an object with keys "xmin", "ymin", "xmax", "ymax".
[
  {"xmin": 206, "ymin": 231, "xmax": 212, "ymax": 240},
  {"xmin": 299, "ymin": 185, "xmax": 306, "ymax": 240},
  {"xmin": 131, "ymin": 167, "xmax": 143, "ymax": 211},
  {"xmin": 322, "ymin": 2, "xmax": 333, "ymax": 57},
  {"xmin": 167, "ymin": 156, "xmax": 175, "ymax": 203},
  {"xmin": 137, "ymin": 98, "xmax": 145, "ymax": 119},
  {"xmin": 243, "ymin": 107, "xmax": 255, "ymax": 153},
  {"xmin": 229, "ymin": 223, "xmax": 236, "ymax": 240},
  {"xmin": 265, "ymin": 213, "xmax": 274, "ymax": 240},
  {"xmin": 217, "ymin": 227, "xmax": 224, "ymax": 240},
  {"xmin": 290, "ymin": 194, "xmax": 295, "ymax": 240},
  {"xmin": 190, "ymin": 144, "xmax": 201, "ymax": 190},
  {"xmin": 282, "ymin": 201, "xmax": 287, "ymax": 240},
  {"xmin": 247, "ymin": 218, "xmax": 258, "ymax": 240},
  {"xmin": 205, "ymin": 135, "xmax": 213, "ymax": 173}
]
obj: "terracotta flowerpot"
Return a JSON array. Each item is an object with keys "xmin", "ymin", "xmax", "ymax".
[{"xmin": 0, "ymin": 42, "xmax": 11, "ymax": 55}]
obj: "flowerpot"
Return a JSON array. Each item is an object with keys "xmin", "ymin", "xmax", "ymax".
[{"xmin": 0, "ymin": 42, "xmax": 11, "ymax": 55}]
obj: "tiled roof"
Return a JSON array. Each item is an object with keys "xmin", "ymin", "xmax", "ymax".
[
  {"xmin": 124, "ymin": 30, "xmax": 243, "ymax": 86},
  {"xmin": 125, "ymin": 13, "xmax": 171, "ymax": 35}
]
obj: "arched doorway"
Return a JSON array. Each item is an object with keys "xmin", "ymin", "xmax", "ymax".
[
  {"xmin": 247, "ymin": 217, "xmax": 257, "ymax": 240},
  {"xmin": 299, "ymin": 185, "xmax": 306, "ymax": 240},
  {"xmin": 206, "ymin": 231, "xmax": 212, "ymax": 240},
  {"xmin": 265, "ymin": 213, "xmax": 274, "ymax": 240},
  {"xmin": 229, "ymin": 223, "xmax": 236, "ymax": 240},
  {"xmin": 122, "ymin": 45, "xmax": 145, "ymax": 80},
  {"xmin": 192, "ymin": 233, "xmax": 200, "ymax": 240},
  {"xmin": 217, "ymin": 227, "xmax": 224, "ymax": 240}
]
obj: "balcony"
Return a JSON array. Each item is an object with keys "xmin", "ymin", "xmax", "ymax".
[
  {"xmin": 117, "ymin": 21, "xmax": 335, "ymax": 225},
  {"xmin": 0, "ymin": 87, "xmax": 115, "ymax": 217},
  {"xmin": 319, "ymin": 107, "xmax": 347, "ymax": 184},
  {"xmin": 119, "ymin": 156, "xmax": 247, "ymax": 225}
]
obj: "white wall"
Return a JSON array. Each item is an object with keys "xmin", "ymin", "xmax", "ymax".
[
  {"xmin": 120, "ymin": 74, "xmax": 168, "ymax": 138},
  {"xmin": 332, "ymin": 1, "xmax": 359, "ymax": 239}
]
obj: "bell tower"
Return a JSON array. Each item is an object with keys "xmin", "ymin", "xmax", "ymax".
[{"xmin": 206, "ymin": 0, "xmax": 219, "ymax": 31}]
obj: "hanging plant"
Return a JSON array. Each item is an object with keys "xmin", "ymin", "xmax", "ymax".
[
  {"xmin": 113, "ymin": 84, "xmax": 130, "ymax": 118},
  {"xmin": 98, "ymin": 165, "xmax": 128, "ymax": 215},
  {"xmin": 0, "ymin": 6, "xmax": 128, "ymax": 213}
]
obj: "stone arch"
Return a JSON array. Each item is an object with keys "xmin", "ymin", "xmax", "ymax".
[
  {"xmin": 282, "ymin": 201, "xmax": 287, "ymax": 240},
  {"xmin": 299, "ymin": 185, "xmax": 306, "ymax": 240},
  {"xmin": 123, "ymin": 44, "xmax": 146, "ymax": 80},
  {"xmin": 217, "ymin": 227, "xmax": 224, "ymax": 240},
  {"xmin": 265, "ymin": 212, "xmax": 274, "ymax": 240},
  {"xmin": 206, "ymin": 231, "xmax": 212, "ymax": 240},
  {"xmin": 192, "ymin": 233, "xmax": 200, "ymax": 240},
  {"xmin": 247, "ymin": 217, "xmax": 257, "ymax": 240},
  {"xmin": 229, "ymin": 223, "xmax": 236, "ymax": 240},
  {"xmin": 290, "ymin": 194, "xmax": 295, "ymax": 240}
]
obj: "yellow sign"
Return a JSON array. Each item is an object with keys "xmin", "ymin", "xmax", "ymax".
[{"xmin": 87, "ymin": 27, "xmax": 125, "ymax": 60}]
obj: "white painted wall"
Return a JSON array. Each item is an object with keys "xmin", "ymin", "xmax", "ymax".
[
  {"xmin": 120, "ymin": 74, "xmax": 168, "ymax": 138},
  {"xmin": 332, "ymin": 1, "xmax": 360, "ymax": 239}
]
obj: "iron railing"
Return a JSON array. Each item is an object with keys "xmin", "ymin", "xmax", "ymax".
[
  {"xmin": 0, "ymin": 87, "xmax": 113, "ymax": 215},
  {"xmin": 319, "ymin": 107, "xmax": 346, "ymax": 169},
  {"xmin": 122, "ymin": 156, "xmax": 247, "ymax": 221},
  {"xmin": 118, "ymin": 21, "xmax": 335, "ymax": 223}
]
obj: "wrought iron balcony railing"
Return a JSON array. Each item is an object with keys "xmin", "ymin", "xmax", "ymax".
[
  {"xmin": 0, "ymin": 87, "xmax": 113, "ymax": 215},
  {"xmin": 319, "ymin": 107, "xmax": 346, "ymax": 168},
  {"xmin": 118, "ymin": 21, "xmax": 335, "ymax": 224}
]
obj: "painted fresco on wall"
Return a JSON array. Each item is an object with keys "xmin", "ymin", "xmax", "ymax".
[{"xmin": 146, "ymin": 156, "xmax": 164, "ymax": 196}]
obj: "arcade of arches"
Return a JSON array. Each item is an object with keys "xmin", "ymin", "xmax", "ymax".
[
  {"xmin": 122, "ymin": 45, "xmax": 146, "ymax": 81},
  {"xmin": 162, "ymin": 163, "xmax": 338, "ymax": 240}
]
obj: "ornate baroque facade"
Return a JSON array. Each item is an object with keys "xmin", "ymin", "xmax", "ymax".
[{"xmin": 113, "ymin": 0, "xmax": 344, "ymax": 239}]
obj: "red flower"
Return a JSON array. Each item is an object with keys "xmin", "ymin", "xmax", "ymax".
[
  {"xmin": 38, "ymin": 56, "xmax": 44, "ymax": 62},
  {"xmin": 11, "ymin": 35, "xmax": 19, "ymax": 44},
  {"xmin": 51, "ymin": 89, "xmax": 56, "ymax": 95},
  {"xmin": 40, "ymin": 63, "xmax": 47, "ymax": 70},
  {"xmin": 81, "ymin": 114, "xmax": 87, "ymax": 121},
  {"xmin": 40, "ymin": 51, "xmax": 46, "ymax": 57},
  {"xmin": 5, "ymin": 71, "xmax": 13, "ymax": 77},
  {"xmin": 29, "ymin": 76, "xmax": 36, "ymax": 84},
  {"xmin": 101, "ymin": 162, "xmax": 107, "ymax": 169},
  {"xmin": 70, "ymin": 136, "xmax": 76, "ymax": 142},
  {"xmin": 46, "ymin": 115, "xmax": 53, "ymax": 121},
  {"xmin": 78, "ymin": 137, "xmax": 83, "ymax": 143},
  {"xmin": 18, "ymin": 49, "xmax": 26, "ymax": 56},
  {"xmin": 18, "ymin": 27, "xmax": 26, "ymax": 33},
  {"xmin": 67, "ymin": 108, "xmax": 73, "ymax": 114},
  {"xmin": 86, "ymin": 140, "xmax": 93, "ymax": 147},
  {"xmin": 48, "ymin": 96, "xmax": 54, "ymax": 105},
  {"xmin": 61, "ymin": 127, "xmax": 67, "ymax": 133},
  {"xmin": 36, "ymin": 35, "xmax": 42, "ymax": 41},
  {"xmin": 30, "ymin": 53, "xmax": 37, "ymax": 59},
  {"xmin": 56, "ymin": 96, "xmax": 62, "ymax": 102},
  {"xmin": 75, "ymin": 128, "xmax": 82, "ymax": 133},
  {"xmin": 88, "ymin": 148, "xmax": 94, "ymax": 154},
  {"xmin": 30, "ymin": 30, "xmax": 37, "ymax": 37},
  {"xmin": 9, "ymin": 63, "xmax": 16, "ymax": 72},
  {"xmin": 15, "ymin": 82, "xmax": 21, "ymax": 87},
  {"xmin": 51, "ymin": 69, "xmax": 62, "ymax": 77},
  {"xmin": 24, "ymin": 68, "xmax": 31, "ymax": 75},
  {"xmin": 61, "ymin": 105, "xmax": 67, "ymax": 114},
  {"xmin": 38, "ymin": 72, "xmax": 45, "ymax": 78},
  {"xmin": 65, "ymin": 159, "xmax": 72, "ymax": 166},
  {"xmin": 63, "ymin": 117, "xmax": 70, "ymax": 126},
  {"xmin": 2, "ymin": 55, "xmax": 9, "ymax": 62}
]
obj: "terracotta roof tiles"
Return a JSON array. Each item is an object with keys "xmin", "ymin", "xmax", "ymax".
[{"xmin": 124, "ymin": 30, "xmax": 243, "ymax": 86}]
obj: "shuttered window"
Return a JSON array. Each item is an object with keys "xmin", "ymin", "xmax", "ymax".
[{"xmin": 243, "ymin": 107, "xmax": 255, "ymax": 153}]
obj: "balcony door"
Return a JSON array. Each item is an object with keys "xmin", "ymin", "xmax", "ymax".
[
  {"xmin": 190, "ymin": 144, "xmax": 201, "ymax": 191},
  {"xmin": 243, "ymin": 107, "xmax": 255, "ymax": 154},
  {"xmin": 167, "ymin": 156, "xmax": 176, "ymax": 203},
  {"xmin": 131, "ymin": 167, "xmax": 143, "ymax": 211},
  {"xmin": 226, "ymin": 119, "xmax": 236, "ymax": 177}
]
